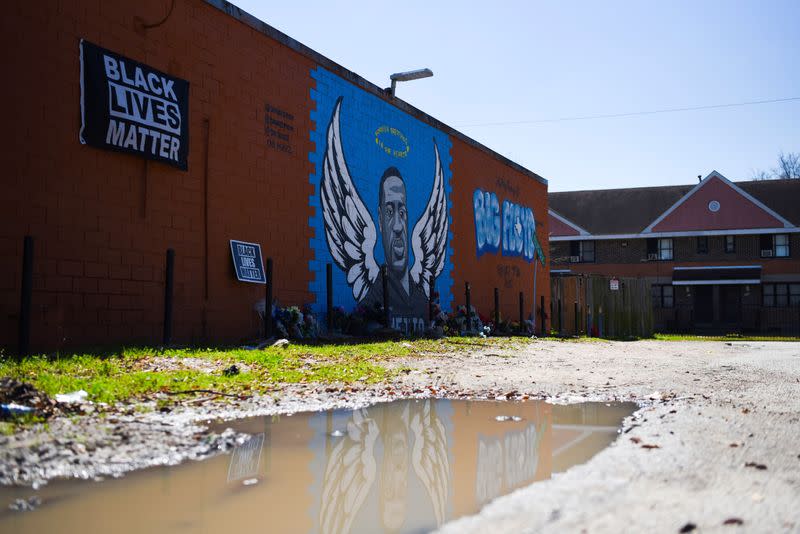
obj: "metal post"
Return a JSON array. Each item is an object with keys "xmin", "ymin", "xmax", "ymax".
[
  {"xmin": 18, "ymin": 235, "xmax": 34, "ymax": 359},
  {"xmin": 540, "ymin": 295, "xmax": 545, "ymax": 336},
  {"xmin": 532, "ymin": 259, "xmax": 538, "ymax": 333},
  {"xmin": 428, "ymin": 274, "xmax": 435, "ymax": 327},
  {"xmin": 574, "ymin": 302, "xmax": 579, "ymax": 336},
  {"xmin": 265, "ymin": 258, "xmax": 273, "ymax": 338},
  {"xmin": 381, "ymin": 265, "xmax": 390, "ymax": 327},
  {"xmin": 163, "ymin": 248, "xmax": 175, "ymax": 346},
  {"xmin": 493, "ymin": 288, "xmax": 500, "ymax": 331},
  {"xmin": 465, "ymin": 282, "xmax": 471, "ymax": 331},
  {"xmin": 558, "ymin": 298, "xmax": 562, "ymax": 335},
  {"xmin": 519, "ymin": 291, "xmax": 524, "ymax": 334},
  {"xmin": 599, "ymin": 306, "xmax": 604, "ymax": 338},
  {"xmin": 326, "ymin": 263, "xmax": 333, "ymax": 332}
]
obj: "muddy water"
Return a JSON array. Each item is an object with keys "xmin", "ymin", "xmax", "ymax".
[{"xmin": 0, "ymin": 400, "xmax": 635, "ymax": 533}]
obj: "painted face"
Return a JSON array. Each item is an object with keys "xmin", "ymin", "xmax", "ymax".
[{"xmin": 380, "ymin": 175, "xmax": 408, "ymax": 275}]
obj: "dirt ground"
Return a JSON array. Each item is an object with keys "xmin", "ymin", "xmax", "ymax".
[
  {"xmin": 421, "ymin": 340, "xmax": 800, "ymax": 534},
  {"xmin": 2, "ymin": 339, "xmax": 799, "ymax": 532}
]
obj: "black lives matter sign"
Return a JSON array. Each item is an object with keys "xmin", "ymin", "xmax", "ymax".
[
  {"xmin": 79, "ymin": 40, "xmax": 189, "ymax": 170},
  {"xmin": 230, "ymin": 240, "xmax": 266, "ymax": 284}
]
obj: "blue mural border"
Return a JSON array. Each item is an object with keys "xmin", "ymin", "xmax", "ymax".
[{"xmin": 307, "ymin": 66, "xmax": 455, "ymax": 320}]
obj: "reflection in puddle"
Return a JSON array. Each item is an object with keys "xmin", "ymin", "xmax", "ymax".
[{"xmin": 0, "ymin": 400, "xmax": 635, "ymax": 534}]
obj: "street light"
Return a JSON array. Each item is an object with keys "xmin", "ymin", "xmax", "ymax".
[{"xmin": 388, "ymin": 68, "xmax": 433, "ymax": 98}]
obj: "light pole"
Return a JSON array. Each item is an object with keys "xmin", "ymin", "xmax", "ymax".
[{"xmin": 388, "ymin": 68, "xmax": 433, "ymax": 98}]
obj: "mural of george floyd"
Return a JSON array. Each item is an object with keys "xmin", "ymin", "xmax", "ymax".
[{"xmin": 0, "ymin": 0, "xmax": 549, "ymax": 352}]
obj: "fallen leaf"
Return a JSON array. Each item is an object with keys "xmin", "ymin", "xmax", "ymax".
[
  {"xmin": 679, "ymin": 522, "xmax": 697, "ymax": 532},
  {"xmin": 729, "ymin": 443, "xmax": 739, "ymax": 448},
  {"xmin": 723, "ymin": 518, "xmax": 744, "ymax": 525},
  {"xmin": 744, "ymin": 462, "xmax": 767, "ymax": 470},
  {"xmin": 741, "ymin": 408, "xmax": 750, "ymax": 414},
  {"xmin": 642, "ymin": 444, "xmax": 661, "ymax": 449},
  {"xmin": 630, "ymin": 437, "xmax": 642, "ymax": 444}
]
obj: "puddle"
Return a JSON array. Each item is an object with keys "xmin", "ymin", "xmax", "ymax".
[{"xmin": 0, "ymin": 399, "xmax": 635, "ymax": 533}]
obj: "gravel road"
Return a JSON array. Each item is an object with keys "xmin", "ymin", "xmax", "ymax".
[
  {"xmin": 1, "ymin": 339, "xmax": 798, "ymax": 532},
  {"xmin": 425, "ymin": 340, "xmax": 800, "ymax": 533}
]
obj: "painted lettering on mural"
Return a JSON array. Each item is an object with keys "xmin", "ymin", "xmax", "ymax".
[
  {"xmin": 473, "ymin": 190, "xmax": 501, "ymax": 256},
  {"xmin": 495, "ymin": 177, "xmax": 520, "ymax": 199},
  {"xmin": 265, "ymin": 103, "xmax": 294, "ymax": 154},
  {"xmin": 502, "ymin": 199, "xmax": 535, "ymax": 259},
  {"xmin": 496, "ymin": 264, "xmax": 521, "ymax": 289},
  {"xmin": 473, "ymin": 189, "xmax": 545, "ymax": 264},
  {"xmin": 319, "ymin": 98, "xmax": 449, "ymax": 333},
  {"xmin": 375, "ymin": 125, "xmax": 410, "ymax": 158}
]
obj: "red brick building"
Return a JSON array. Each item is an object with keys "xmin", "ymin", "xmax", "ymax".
[
  {"xmin": 1, "ymin": 0, "xmax": 550, "ymax": 354},
  {"xmin": 549, "ymin": 172, "xmax": 800, "ymax": 335}
]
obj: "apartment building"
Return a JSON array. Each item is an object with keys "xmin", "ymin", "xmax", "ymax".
[{"xmin": 549, "ymin": 172, "xmax": 799, "ymax": 334}]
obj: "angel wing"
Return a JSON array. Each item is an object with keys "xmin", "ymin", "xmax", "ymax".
[
  {"xmin": 320, "ymin": 97, "xmax": 379, "ymax": 302},
  {"xmin": 319, "ymin": 409, "xmax": 378, "ymax": 534},
  {"xmin": 410, "ymin": 400, "xmax": 450, "ymax": 526},
  {"xmin": 409, "ymin": 140, "xmax": 449, "ymax": 298}
]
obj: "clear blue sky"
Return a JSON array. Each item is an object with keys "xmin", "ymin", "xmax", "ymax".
[{"xmin": 233, "ymin": 0, "xmax": 799, "ymax": 192}]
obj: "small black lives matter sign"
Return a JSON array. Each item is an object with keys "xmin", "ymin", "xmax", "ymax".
[
  {"xmin": 79, "ymin": 40, "xmax": 189, "ymax": 170},
  {"xmin": 230, "ymin": 240, "xmax": 266, "ymax": 284}
]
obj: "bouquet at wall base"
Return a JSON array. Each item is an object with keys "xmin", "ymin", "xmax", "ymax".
[
  {"xmin": 271, "ymin": 303, "xmax": 319, "ymax": 340},
  {"xmin": 326, "ymin": 303, "xmax": 384, "ymax": 336},
  {"xmin": 429, "ymin": 296, "xmax": 448, "ymax": 330},
  {"xmin": 446, "ymin": 305, "xmax": 484, "ymax": 336}
]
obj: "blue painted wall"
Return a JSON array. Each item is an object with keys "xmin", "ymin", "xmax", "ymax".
[{"xmin": 308, "ymin": 67, "xmax": 454, "ymax": 319}]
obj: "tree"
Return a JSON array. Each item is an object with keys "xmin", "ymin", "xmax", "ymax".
[
  {"xmin": 751, "ymin": 151, "xmax": 800, "ymax": 180},
  {"xmin": 750, "ymin": 169, "xmax": 772, "ymax": 181},
  {"xmin": 775, "ymin": 151, "xmax": 800, "ymax": 179}
]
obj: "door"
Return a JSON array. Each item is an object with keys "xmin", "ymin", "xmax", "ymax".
[
  {"xmin": 694, "ymin": 285, "xmax": 713, "ymax": 323},
  {"xmin": 720, "ymin": 285, "xmax": 742, "ymax": 324}
]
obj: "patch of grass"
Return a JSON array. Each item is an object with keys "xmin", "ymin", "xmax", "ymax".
[
  {"xmin": 1, "ymin": 355, "xmax": 257, "ymax": 404},
  {"xmin": 0, "ymin": 336, "xmax": 543, "ymax": 406},
  {"xmin": 654, "ymin": 333, "xmax": 800, "ymax": 342},
  {"xmin": 0, "ymin": 341, "xmax": 418, "ymax": 404}
]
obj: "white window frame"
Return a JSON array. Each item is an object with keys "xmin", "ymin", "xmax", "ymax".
[
  {"xmin": 774, "ymin": 234, "xmax": 790, "ymax": 257},
  {"xmin": 658, "ymin": 238, "xmax": 673, "ymax": 261},
  {"xmin": 579, "ymin": 240, "xmax": 595, "ymax": 263},
  {"xmin": 724, "ymin": 235, "xmax": 735, "ymax": 253}
]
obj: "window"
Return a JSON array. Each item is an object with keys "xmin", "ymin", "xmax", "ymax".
[
  {"xmin": 696, "ymin": 236, "xmax": 708, "ymax": 254},
  {"xmin": 775, "ymin": 234, "xmax": 790, "ymax": 257},
  {"xmin": 763, "ymin": 284, "xmax": 774, "ymax": 307},
  {"xmin": 580, "ymin": 240, "xmax": 595, "ymax": 262},
  {"xmin": 651, "ymin": 284, "xmax": 674, "ymax": 308},
  {"xmin": 569, "ymin": 240, "xmax": 595, "ymax": 262},
  {"xmin": 763, "ymin": 283, "xmax": 800, "ymax": 307},
  {"xmin": 725, "ymin": 235, "xmax": 735, "ymax": 253},
  {"xmin": 762, "ymin": 234, "xmax": 791, "ymax": 258},
  {"xmin": 646, "ymin": 238, "xmax": 657, "ymax": 258},
  {"xmin": 658, "ymin": 238, "xmax": 673, "ymax": 260}
]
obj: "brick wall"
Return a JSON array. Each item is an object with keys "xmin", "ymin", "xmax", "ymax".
[
  {"xmin": 1, "ymin": 1, "xmax": 549, "ymax": 352},
  {"xmin": 450, "ymin": 140, "xmax": 550, "ymax": 328},
  {"xmin": 1, "ymin": 1, "xmax": 316, "ymax": 352},
  {"xmin": 551, "ymin": 234, "xmax": 799, "ymax": 279}
]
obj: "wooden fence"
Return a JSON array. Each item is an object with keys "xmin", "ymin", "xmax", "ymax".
[{"xmin": 551, "ymin": 274, "xmax": 653, "ymax": 339}]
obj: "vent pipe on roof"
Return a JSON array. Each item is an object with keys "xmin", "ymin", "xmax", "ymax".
[{"xmin": 698, "ymin": 175, "xmax": 702, "ymax": 183}]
